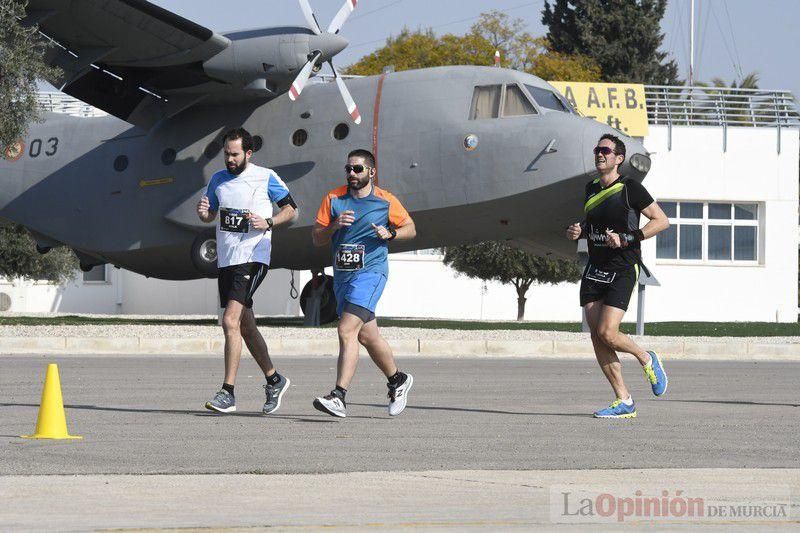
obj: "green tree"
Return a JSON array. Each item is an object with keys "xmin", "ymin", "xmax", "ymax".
[
  {"xmin": 443, "ymin": 242, "xmax": 581, "ymax": 320},
  {"xmin": 0, "ymin": 3, "xmax": 73, "ymax": 283},
  {"xmin": 0, "ymin": 225, "xmax": 78, "ymax": 283},
  {"xmin": 0, "ymin": 0, "xmax": 59, "ymax": 152},
  {"xmin": 542, "ymin": 0, "xmax": 680, "ymax": 85},
  {"xmin": 346, "ymin": 12, "xmax": 600, "ymax": 82}
]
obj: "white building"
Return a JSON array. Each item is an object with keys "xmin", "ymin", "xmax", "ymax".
[{"xmin": 2, "ymin": 87, "xmax": 798, "ymax": 322}]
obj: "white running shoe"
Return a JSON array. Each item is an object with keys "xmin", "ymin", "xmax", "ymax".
[
  {"xmin": 388, "ymin": 373, "xmax": 413, "ymax": 416},
  {"xmin": 313, "ymin": 392, "xmax": 346, "ymax": 418}
]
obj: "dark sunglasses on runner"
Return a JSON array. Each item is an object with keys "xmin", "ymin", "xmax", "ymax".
[
  {"xmin": 345, "ymin": 164, "xmax": 370, "ymax": 174},
  {"xmin": 593, "ymin": 146, "xmax": 616, "ymax": 156}
]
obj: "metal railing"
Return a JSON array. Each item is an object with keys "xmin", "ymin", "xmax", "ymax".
[
  {"xmin": 37, "ymin": 85, "xmax": 800, "ymax": 128},
  {"xmin": 645, "ymin": 85, "xmax": 800, "ymax": 128},
  {"xmin": 36, "ymin": 91, "xmax": 107, "ymax": 117}
]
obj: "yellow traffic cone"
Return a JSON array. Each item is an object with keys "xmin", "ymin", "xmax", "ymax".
[{"xmin": 21, "ymin": 363, "xmax": 82, "ymax": 440}]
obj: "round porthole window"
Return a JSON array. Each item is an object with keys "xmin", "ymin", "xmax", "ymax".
[
  {"xmin": 204, "ymin": 141, "xmax": 221, "ymax": 159},
  {"xmin": 253, "ymin": 135, "xmax": 264, "ymax": 152},
  {"xmin": 161, "ymin": 148, "xmax": 176, "ymax": 165},
  {"xmin": 333, "ymin": 123, "xmax": 349, "ymax": 140},
  {"xmin": 464, "ymin": 134, "xmax": 479, "ymax": 151},
  {"xmin": 114, "ymin": 155, "xmax": 128, "ymax": 172},
  {"xmin": 292, "ymin": 129, "xmax": 308, "ymax": 147}
]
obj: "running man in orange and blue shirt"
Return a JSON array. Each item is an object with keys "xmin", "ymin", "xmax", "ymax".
[{"xmin": 311, "ymin": 149, "xmax": 416, "ymax": 418}]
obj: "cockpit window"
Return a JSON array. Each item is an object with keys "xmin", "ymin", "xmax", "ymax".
[
  {"xmin": 469, "ymin": 85, "xmax": 502, "ymax": 119},
  {"xmin": 503, "ymin": 85, "xmax": 537, "ymax": 117},
  {"xmin": 525, "ymin": 84, "xmax": 570, "ymax": 112}
]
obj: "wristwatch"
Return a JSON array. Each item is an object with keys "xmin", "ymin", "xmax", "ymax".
[
  {"xmin": 388, "ymin": 228, "xmax": 397, "ymax": 241},
  {"xmin": 266, "ymin": 217, "xmax": 274, "ymax": 230}
]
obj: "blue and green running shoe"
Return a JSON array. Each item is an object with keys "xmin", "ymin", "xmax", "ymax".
[
  {"xmin": 643, "ymin": 351, "xmax": 668, "ymax": 396},
  {"xmin": 593, "ymin": 398, "xmax": 637, "ymax": 418}
]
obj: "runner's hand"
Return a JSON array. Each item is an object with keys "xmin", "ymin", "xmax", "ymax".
[
  {"xmin": 334, "ymin": 210, "xmax": 355, "ymax": 229},
  {"xmin": 566, "ymin": 222, "xmax": 582, "ymax": 241},
  {"xmin": 197, "ymin": 196, "xmax": 210, "ymax": 219},
  {"xmin": 371, "ymin": 223, "xmax": 392, "ymax": 240},
  {"xmin": 606, "ymin": 229, "xmax": 623, "ymax": 249},
  {"xmin": 248, "ymin": 212, "xmax": 269, "ymax": 230}
]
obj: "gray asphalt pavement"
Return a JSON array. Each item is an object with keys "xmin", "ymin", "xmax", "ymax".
[{"xmin": 2, "ymin": 355, "xmax": 798, "ymax": 474}]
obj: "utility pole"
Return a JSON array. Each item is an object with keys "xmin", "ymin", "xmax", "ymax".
[{"xmin": 689, "ymin": 0, "xmax": 695, "ymax": 86}]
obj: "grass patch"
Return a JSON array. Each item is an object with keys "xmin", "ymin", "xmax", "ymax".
[{"xmin": 0, "ymin": 316, "xmax": 798, "ymax": 336}]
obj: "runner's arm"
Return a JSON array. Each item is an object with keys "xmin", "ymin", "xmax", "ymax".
[
  {"xmin": 391, "ymin": 216, "xmax": 416, "ymax": 241},
  {"xmin": 312, "ymin": 221, "xmax": 337, "ymax": 247},
  {"xmin": 638, "ymin": 202, "xmax": 670, "ymax": 239}
]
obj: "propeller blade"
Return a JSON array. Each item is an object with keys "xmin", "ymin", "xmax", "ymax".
[
  {"xmin": 298, "ymin": 0, "xmax": 321, "ymax": 35},
  {"xmin": 327, "ymin": 0, "xmax": 357, "ymax": 35},
  {"xmin": 332, "ymin": 65, "xmax": 361, "ymax": 124},
  {"xmin": 288, "ymin": 52, "xmax": 321, "ymax": 101}
]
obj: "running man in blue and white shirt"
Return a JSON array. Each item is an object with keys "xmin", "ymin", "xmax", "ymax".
[
  {"xmin": 311, "ymin": 149, "xmax": 416, "ymax": 418},
  {"xmin": 196, "ymin": 128, "xmax": 297, "ymax": 415}
]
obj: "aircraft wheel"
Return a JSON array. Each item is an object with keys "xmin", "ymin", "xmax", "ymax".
[
  {"xmin": 299, "ymin": 274, "xmax": 338, "ymax": 324},
  {"xmin": 191, "ymin": 230, "xmax": 218, "ymax": 278}
]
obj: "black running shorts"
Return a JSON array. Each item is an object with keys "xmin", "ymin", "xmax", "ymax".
[
  {"xmin": 579, "ymin": 263, "xmax": 638, "ymax": 311},
  {"xmin": 218, "ymin": 262, "xmax": 269, "ymax": 309}
]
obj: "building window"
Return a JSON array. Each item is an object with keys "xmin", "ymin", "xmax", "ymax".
[
  {"xmin": 83, "ymin": 264, "xmax": 108, "ymax": 283},
  {"xmin": 656, "ymin": 201, "xmax": 760, "ymax": 263}
]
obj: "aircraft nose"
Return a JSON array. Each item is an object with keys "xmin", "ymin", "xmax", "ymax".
[
  {"xmin": 309, "ymin": 33, "xmax": 348, "ymax": 62},
  {"xmin": 582, "ymin": 120, "xmax": 650, "ymax": 180}
]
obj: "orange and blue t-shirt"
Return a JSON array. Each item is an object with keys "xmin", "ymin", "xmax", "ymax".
[{"xmin": 316, "ymin": 185, "xmax": 410, "ymax": 280}]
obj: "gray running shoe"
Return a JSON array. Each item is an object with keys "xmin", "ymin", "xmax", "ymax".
[
  {"xmin": 262, "ymin": 375, "xmax": 290, "ymax": 415},
  {"xmin": 205, "ymin": 389, "xmax": 236, "ymax": 413},
  {"xmin": 313, "ymin": 392, "xmax": 346, "ymax": 418}
]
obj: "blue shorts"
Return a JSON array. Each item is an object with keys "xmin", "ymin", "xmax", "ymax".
[{"xmin": 334, "ymin": 271, "xmax": 387, "ymax": 318}]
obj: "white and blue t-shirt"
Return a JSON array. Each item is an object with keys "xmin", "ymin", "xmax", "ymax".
[{"xmin": 206, "ymin": 163, "xmax": 291, "ymax": 268}]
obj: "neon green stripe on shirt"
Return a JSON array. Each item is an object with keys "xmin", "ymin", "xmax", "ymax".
[{"xmin": 584, "ymin": 182, "xmax": 624, "ymax": 213}]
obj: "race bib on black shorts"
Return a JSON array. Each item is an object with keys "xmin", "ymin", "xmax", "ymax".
[
  {"xmin": 220, "ymin": 208, "xmax": 250, "ymax": 233},
  {"xmin": 335, "ymin": 244, "xmax": 365, "ymax": 271},
  {"xmin": 584, "ymin": 264, "xmax": 616, "ymax": 284}
]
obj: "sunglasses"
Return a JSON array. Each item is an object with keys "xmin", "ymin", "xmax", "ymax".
[
  {"xmin": 593, "ymin": 146, "xmax": 617, "ymax": 156},
  {"xmin": 345, "ymin": 164, "xmax": 371, "ymax": 174}
]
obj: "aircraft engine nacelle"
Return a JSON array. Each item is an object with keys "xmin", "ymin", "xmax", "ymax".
[{"xmin": 202, "ymin": 29, "xmax": 347, "ymax": 94}]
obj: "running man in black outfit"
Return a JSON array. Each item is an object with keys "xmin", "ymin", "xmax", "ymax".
[{"xmin": 566, "ymin": 134, "xmax": 670, "ymax": 418}]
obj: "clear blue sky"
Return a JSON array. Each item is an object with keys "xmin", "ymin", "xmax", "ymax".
[{"xmin": 149, "ymin": 0, "xmax": 799, "ymax": 100}]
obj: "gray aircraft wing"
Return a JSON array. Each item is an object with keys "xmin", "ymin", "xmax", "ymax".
[{"xmin": 24, "ymin": 0, "xmax": 232, "ymax": 129}]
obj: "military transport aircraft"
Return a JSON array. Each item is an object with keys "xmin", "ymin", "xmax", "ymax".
[{"xmin": 0, "ymin": 0, "xmax": 651, "ymax": 315}]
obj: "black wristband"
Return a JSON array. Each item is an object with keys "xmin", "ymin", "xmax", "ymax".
[
  {"xmin": 388, "ymin": 228, "xmax": 397, "ymax": 241},
  {"xmin": 633, "ymin": 229, "xmax": 644, "ymax": 242},
  {"xmin": 267, "ymin": 217, "xmax": 274, "ymax": 230}
]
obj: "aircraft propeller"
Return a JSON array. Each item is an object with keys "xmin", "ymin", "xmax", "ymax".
[{"xmin": 289, "ymin": 0, "xmax": 361, "ymax": 125}]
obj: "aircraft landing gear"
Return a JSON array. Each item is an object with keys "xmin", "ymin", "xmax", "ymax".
[
  {"xmin": 191, "ymin": 229, "xmax": 218, "ymax": 278},
  {"xmin": 300, "ymin": 271, "xmax": 337, "ymax": 325}
]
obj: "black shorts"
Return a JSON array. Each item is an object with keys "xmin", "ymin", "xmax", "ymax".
[
  {"xmin": 579, "ymin": 264, "xmax": 638, "ymax": 311},
  {"xmin": 218, "ymin": 262, "xmax": 269, "ymax": 309}
]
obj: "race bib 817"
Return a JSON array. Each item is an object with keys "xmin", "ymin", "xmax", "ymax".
[{"xmin": 220, "ymin": 208, "xmax": 250, "ymax": 233}]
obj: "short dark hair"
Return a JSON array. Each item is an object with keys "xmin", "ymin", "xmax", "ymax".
[
  {"xmin": 347, "ymin": 148, "xmax": 376, "ymax": 168},
  {"xmin": 599, "ymin": 133, "xmax": 626, "ymax": 161},
  {"xmin": 223, "ymin": 128, "xmax": 254, "ymax": 153}
]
